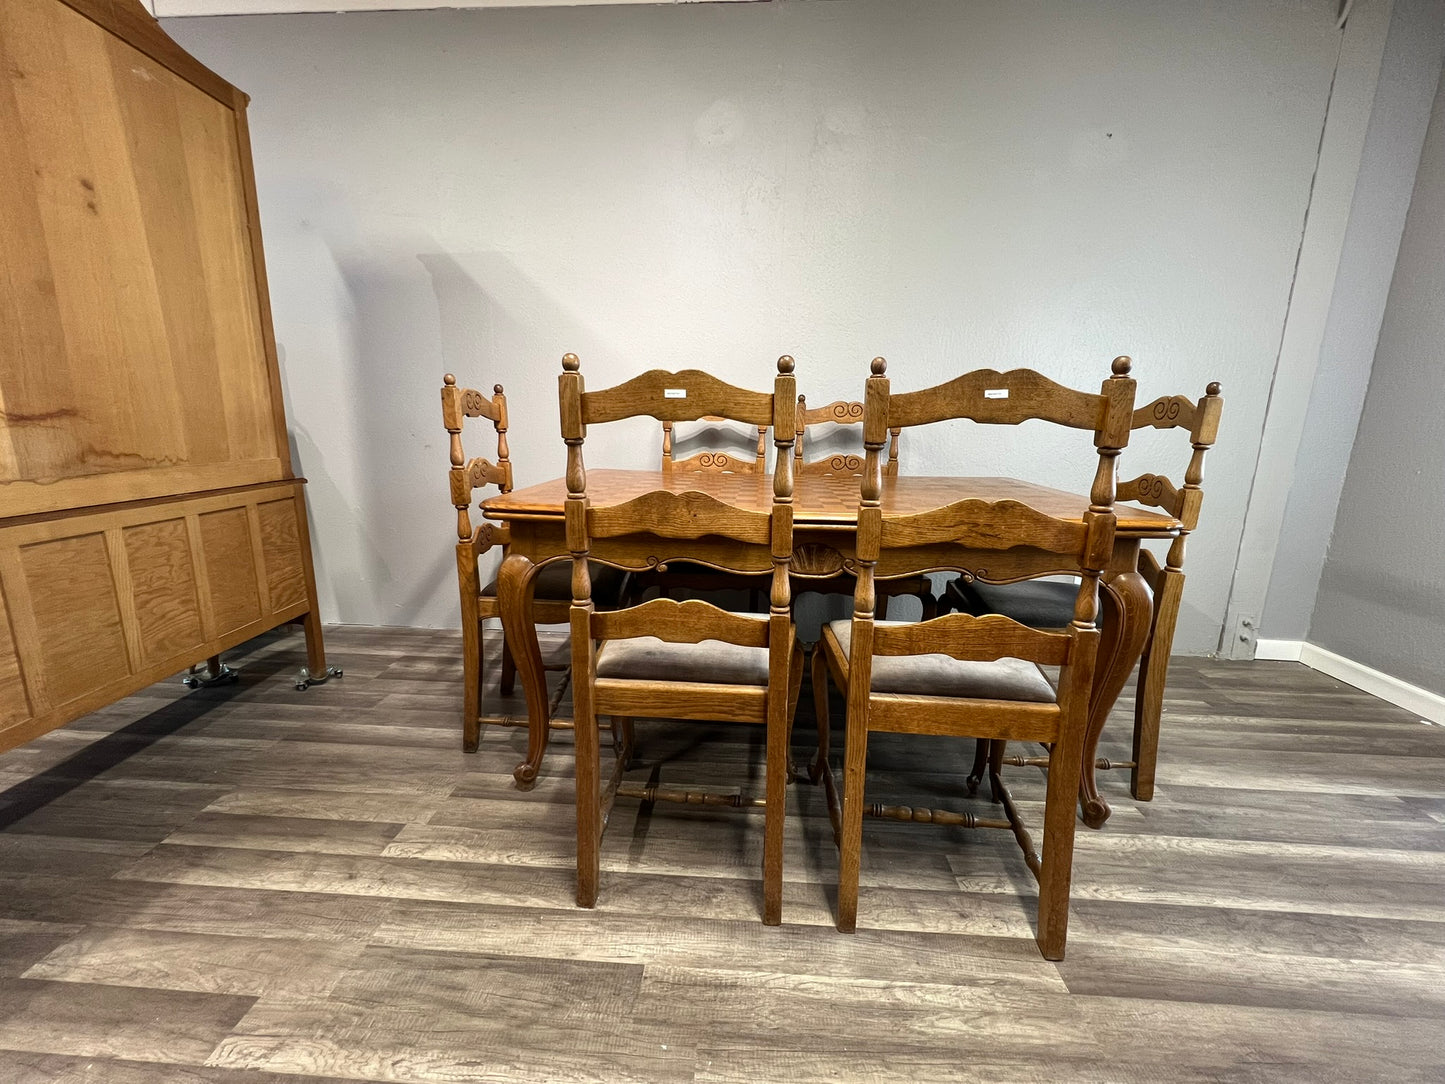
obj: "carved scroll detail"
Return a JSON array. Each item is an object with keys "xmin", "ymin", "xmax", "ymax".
[
  {"xmin": 1118, "ymin": 472, "xmax": 1181, "ymax": 513},
  {"xmin": 1133, "ymin": 394, "xmax": 1197, "ymax": 431}
]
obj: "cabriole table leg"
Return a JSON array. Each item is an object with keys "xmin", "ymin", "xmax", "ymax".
[
  {"xmin": 1080, "ymin": 569, "xmax": 1153, "ymax": 829},
  {"xmin": 498, "ymin": 552, "xmax": 549, "ymax": 789}
]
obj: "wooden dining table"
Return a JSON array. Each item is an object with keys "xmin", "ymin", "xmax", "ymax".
[{"xmin": 482, "ymin": 469, "xmax": 1180, "ymax": 828}]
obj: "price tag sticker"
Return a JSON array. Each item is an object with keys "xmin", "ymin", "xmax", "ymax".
[
  {"xmin": 984, "ymin": 388, "xmax": 1009, "ymax": 400},
  {"xmin": 664, "ymin": 389, "xmax": 687, "ymax": 399}
]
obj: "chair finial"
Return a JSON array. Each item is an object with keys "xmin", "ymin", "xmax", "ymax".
[
  {"xmin": 871, "ymin": 357, "xmax": 887, "ymax": 376},
  {"xmin": 1206, "ymin": 381, "xmax": 1222, "ymax": 397},
  {"xmin": 494, "ymin": 383, "xmax": 505, "ymax": 395},
  {"xmin": 777, "ymin": 354, "xmax": 795, "ymax": 374},
  {"xmin": 1111, "ymin": 355, "xmax": 1132, "ymax": 376},
  {"xmin": 443, "ymin": 373, "xmax": 456, "ymax": 386},
  {"xmin": 562, "ymin": 353, "xmax": 580, "ymax": 372}
]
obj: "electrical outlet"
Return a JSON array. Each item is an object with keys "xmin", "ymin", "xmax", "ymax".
[{"xmin": 1229, "ymin": 613, "xmax": 1258, "ymax": 659}]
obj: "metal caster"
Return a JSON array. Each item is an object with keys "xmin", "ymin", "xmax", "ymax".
[
  {"xmin": 295, "ymin": 665, "xmax": 343, "ymax": 691},
  {"xmin": 182, "ymin": 662, "xmax": 238, "ymax": 689}
]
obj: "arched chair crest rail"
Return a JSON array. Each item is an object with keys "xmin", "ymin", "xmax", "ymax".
[
  {"xmin": 558, "ymin": 353, "xmax": 803, "ymax": 925},
  {"xmin": 810, "ymin": 356, "xmax": 1134, "ymax": 959},
  {"xmin": 948, "ymin": 381, "xmax": 1224, "ymax": 803}
]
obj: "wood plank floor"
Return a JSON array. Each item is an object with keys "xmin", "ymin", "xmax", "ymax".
[{"xmin": 0, "ymin": 624, "xmax": 1442, "ymax": 1082}]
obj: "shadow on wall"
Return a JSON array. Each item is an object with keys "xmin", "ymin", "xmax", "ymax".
[
  {"xmin": 301, "ymin": 245, "xmax": 626, "ymax": 628},
  {"xmin": 327, "ymin": 248, "xmax": 461, "ymax": 628}
]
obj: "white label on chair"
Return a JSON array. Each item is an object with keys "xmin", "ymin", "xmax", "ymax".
[
  {"xmin": 985, "ymin": 388, "xmax": 1009, "ymax": 399},
  {"xmin": 664, "ymin": 388, "xmax": 687, "ymax": 399}
]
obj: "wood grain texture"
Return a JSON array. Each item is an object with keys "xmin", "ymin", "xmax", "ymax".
[
  {"xmin": 18, "ymin": 533, "xmax": 130, "ymax": 704},
  {"xmin": 0, "ymin": 0, "xmax": 281, "ymax": 516},
  {"xmin": 0, "ymin": 0, "xmax": 330, "ymax": 765},
  {"xmin": 0, "ymin": 481, "xmax": 317, "ymax": 752},
  {"xmin": 124, "ymin": 518, "xmax": 205, "ymax": 664},
  {"xmin": 0, "ymin": 587, "xmax": 30, "ymax": 727},
  {"xmin": 257, "ymin": 498, "xmax": 306, "ymax": 611},
  {"xmin": 0, "ymin": 627, "xmax": 1438, "ymax": 1081},
  {"xmin": 486, "ymin": 469, "xmax": 1179, "ymax": 537},
  {"xmin": 198, "ymin": 508, "xmax": 262, "ymax": 636}
]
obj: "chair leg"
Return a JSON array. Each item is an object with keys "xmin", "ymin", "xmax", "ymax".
[
  {"xmin": 610, "ymin": 716, "xmax": 635, "ymax": 769},
  {"xmin": 808, "ymin": 646, "xmax": 831, "ymax": 786},
  {"xmin": 763, "ymin": 698, "xmax": 787, "ymax": 928},
  {"xmin": 837, "ymin": 692, "xmax": 870, "ymax": 934},
  {"xmin": 987, "ymin": 739, "xmax": 1007, "ymax": 803},
  {"xmin": 462, "ymin": 617, "xmax": 484, "ymax": 753},
  {"xmin": 1132, "ymin": 574, "xmax": 1179, "ymax": 802},
  {"xmin": 965, "ymin": 738, "xmax": 989, "ymax": 795},
  {"xmin": 920, "ymin": 588, "xmax": 937, "ymax": 621},
  {"xmin": 499, "ymin": 638, "xmax": 518, "ymax": 697},
  {"xmin": 572, "ymin": 616, "xmax": 601, "ymax": 910},
  {"xmin": 785, "ymin": 641, "xmax": 806, "ymax": 781},
  {"xmin": 1038, "ymin": 719, "xmax": 1086, "ymax": 961}
]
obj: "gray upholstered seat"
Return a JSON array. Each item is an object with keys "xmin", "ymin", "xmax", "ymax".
[
  {"xmin": 595, "ymin": 637, "xmax": 770, "ymax": 685},
  {"xmin": 826, "ymin": 620, "xmax": 1055, "ymax": 702},
  {"xmin": 958, "ymin": 579, "xmax": 1075, "ymax": 628},
  {"xmin": 483, "ymin": 560, "xmax": 627, "ymax": 604}
]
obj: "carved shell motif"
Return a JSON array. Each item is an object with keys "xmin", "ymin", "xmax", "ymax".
[{"xmin": 790, "ymin": 543, "xmax": 846, "ymax": 578}]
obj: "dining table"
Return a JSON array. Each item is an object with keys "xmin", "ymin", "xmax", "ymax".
[{"xmin": 482, "ymin": 469, "xmax": 1180, "ymax": 828}]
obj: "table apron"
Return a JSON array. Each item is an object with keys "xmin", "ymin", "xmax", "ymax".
[{"xmin": 499, "ymin": 520, "xmax": 1143, "ymax": 580}]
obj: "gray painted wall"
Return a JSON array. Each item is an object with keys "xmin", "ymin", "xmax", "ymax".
[
  {"xmin": 1309, "ymin": 66, "xmax": 1445, "ymax": 695},
  {"xmin": 1262, "ymin": 0, "xmax": 1445, "ymax": 641},
  {"xmin": 165, "ymin": 0, "xmax": 1347, "ymax": 645}
]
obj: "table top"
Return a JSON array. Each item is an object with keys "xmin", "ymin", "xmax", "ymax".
[{"xmin": 483, "ymin": 470, "xmax": 1180, "ymax": 538}]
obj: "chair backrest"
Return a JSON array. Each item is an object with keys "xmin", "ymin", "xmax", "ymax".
[
  {"xmin": 661, "ymin": 416, "xmax": 768, "ymax": 475},
  {"xmin": 847, "ymin": 356, "xmax": 1131, "ymax": 684},
  {"xmin": 441, "ymin": 373, "xmax": 511, "ymax": 550},
  {"xmin": 1123, "ymin": 383, "xmax": 1224, "ymax": 574},
  {"xmin": 883, "ymin": 357, "xmax": 1137, "ymax": 514},
  {"xmin": 793, "ymin": 394, "xmax": 901, "ymax": 478},
  {"xmin": 558, "ymin": 353, "xmax": 798, "ymax": 645}
]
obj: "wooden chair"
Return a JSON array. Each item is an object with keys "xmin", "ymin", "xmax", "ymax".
[
  {"xmin": 948, "ymin": 382, "xmax": 1224, "ymax": 800},
  {"xmin": 662, "ymin": 416, "xmax": 768, "ymax": 474},
  {"xmin": 640, "ymin": 414, "xmax": 772, "ymax": 609},
  {"xmin": 793, "ymin": 395, "xmax": 900, "ymax": 479},
  {"xmin": 793, "ymin": 393, "xmax": 934, "ymax": 619},
  {"xmin": 560, "ymin": 353, "xmax": 803, "ymax": 924},
  {"xmin": 811, "ymin": 356, "xmax": 1134, "ymax": 959},
  {"xmin": 441, "ymin": 374, "xmax": 628, "ymax": 753}
]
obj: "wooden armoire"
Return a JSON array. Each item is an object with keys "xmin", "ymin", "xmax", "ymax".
[{"xmin": 0, "ymin": 0, "xmax": 335, "ymax": 752}]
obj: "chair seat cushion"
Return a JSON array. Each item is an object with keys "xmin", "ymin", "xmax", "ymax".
[
  {"xmin": 483, "ymin": 561, "xmax": 628, "ymax": 605},
  {"xmin": 595, "ymin": 637, "xmax": 770, "ymax": 685},
  {"xmin": 826, "ymin": 620, "xmax": 1055, "ymax": 702},
  {"xmin": 960, "ymin": 579, "xmax": 1075, "ymax": 629}
]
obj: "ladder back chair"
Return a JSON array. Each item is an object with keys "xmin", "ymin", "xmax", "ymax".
[
  {"xmin": 794, "ymin": 395, "xmax": 900, "ymax": 479},
  {"xmin": 662, "ymin": 416, "xmax": 768, "ymax": 474},
  {"xmin": 811, "ymin": 356, "xmax": 1134, "ymax": 959},
  {"xmin": 643, "ymin": 414, "xmax": 773, "ymax": 608},
  {"xmin": 559, "ymin": 353, "xmax": 803, "ymax": 924},
  {"xmin": 793, "ymin": 393, "xmax": 933, "ymax": 619},
  {"xmin": 950, "ymin": 381, "xmax": 1223, "ymax": 800},
  {"xmin": 441, "ymin": 374, "xmax": 627, "ymax": 753}
]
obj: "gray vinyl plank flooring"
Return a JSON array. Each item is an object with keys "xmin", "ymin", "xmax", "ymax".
[{"xmin": 0, "ymin": 624, "xmax": 1440, "ymax": 1082}]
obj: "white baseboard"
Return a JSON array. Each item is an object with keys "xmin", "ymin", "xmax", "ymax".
[
  {"xmin": 1254, "ymin": 638, "xmax": 1304, "ymax": 662},
  {"xmin": 1295, "ymin": 643, "xmax": 1445, "ymax": 725}
]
